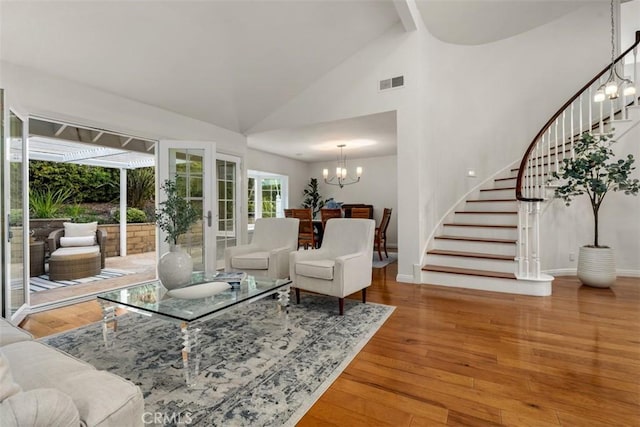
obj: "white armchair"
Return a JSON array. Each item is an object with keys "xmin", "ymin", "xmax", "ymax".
[
  {"xmin": 290, "ymin": 218, "xmax": 375, "ymax": 315},
  {"xmin": 225, "ymin": 218, "xmax": 299, "ymax": 280}
]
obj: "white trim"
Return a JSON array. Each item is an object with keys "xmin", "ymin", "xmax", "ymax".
[
  {"xmin": 544, "ymin": 268, "xmax": 640, "ymax": 278},
  {"xmin": 396, "ymin": 273, "xmax": 414, "ymax": 283}
]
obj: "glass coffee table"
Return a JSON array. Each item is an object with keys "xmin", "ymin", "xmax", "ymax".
[{"xmin": 97, "ymin": 273, "xmax": 292, "ymax": 386}]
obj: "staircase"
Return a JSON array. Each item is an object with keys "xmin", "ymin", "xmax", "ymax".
[
  {"xmin": 421, "ymin": 30, "xmax": 639, "ymax": 296},
  {"xmin": 421, "ymin": 164, "xmax": 553, "ymax": 296}
]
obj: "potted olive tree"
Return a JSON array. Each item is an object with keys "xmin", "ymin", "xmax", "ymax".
[
  {"xmin": 155, "ymin": 177, "xmax": 199, "ymax": 289},
  {"xmin": 552, "ymin": 132, "xmax": 639, "ymax": 287}
]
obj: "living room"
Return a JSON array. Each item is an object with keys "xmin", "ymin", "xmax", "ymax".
[{"xmin": 1, "ymin": 1, "xmax": 639, "ymax": 425}]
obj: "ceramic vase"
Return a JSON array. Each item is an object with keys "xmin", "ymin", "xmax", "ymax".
[
  {"xmin": 158, "ymin": 245, "xmax": 193, "ymax": 289},
  {"xmin": 577, "ymin": 246, "xmax": 616, "ymax": 288}
]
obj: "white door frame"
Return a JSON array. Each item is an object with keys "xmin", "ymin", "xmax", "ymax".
[{"xmin": 157, "ymin": 140, "xmax": 217, "ymax": 274}]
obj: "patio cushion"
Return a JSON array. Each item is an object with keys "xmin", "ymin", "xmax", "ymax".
[
  {"xmin": 63, "ymin": 222, "xmax": 97, "ymax": 238},
  {"xmin": 50, "ymin": 246, "xmax": 99, "ymax": 259},
  {"xmin": 231, "ymin": 252, "xmax": 269, "ymax": 270},
  {"xmin": 60, "ymin": 236, "xmax": 96, "ymax": 247},
  {"xmin": 295, "ymin": 259, "xmax": 334, "ymax": 280}
]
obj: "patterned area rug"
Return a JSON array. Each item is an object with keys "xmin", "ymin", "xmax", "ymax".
[
  {"xmin": 372, "ymin": 252, "xmax": 397, "ymax": 268},
  {"xmin": 29, "ymin": 268, "xmax": 132, "ymax": 293},
  {"xmin": 41, "ymin": 294, "xmax": 394, "ymax": 426}
]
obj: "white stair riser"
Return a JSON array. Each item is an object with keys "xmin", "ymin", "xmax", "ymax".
[
  {"xmin": 433, "ymin": 239, "xmax": 516, "ymax": 256},
  {"xmin": 478, "ymin": 188, "xmax": 515, "ymax": 200},
  {"xmin": 443, "ymin": 225, "xmax": 518, "ymax": 240},
  {"xmin": 425, "ymin": 254, "xmax": 516, "ymax": 273},
  {"xmin": 627, "ymin": 106, "xmax": 640, "ymax": 121},
  {"xmin": 493, "ymin": 178, "xmax": 516, "ymax": 189},
  {"xmin": 420, "ymin": 271, "xmax": 551, "ymax": 296},
  {"xmin": 454, "ymin": 213, "xmax": 518, "ymax": 226},
  {"xmin": 466, "ymin": 201, "xmax": 518, "ymax": 211}
]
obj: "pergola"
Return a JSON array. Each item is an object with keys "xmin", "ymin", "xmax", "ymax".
[{"xmin": 27, "ymin": 117, "xmax": 156, "ymax": 257}]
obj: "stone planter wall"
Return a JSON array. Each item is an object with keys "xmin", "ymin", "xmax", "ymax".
[{"xmin": 98, "ymin": 223, "xmax": 156, "ymax": 257}]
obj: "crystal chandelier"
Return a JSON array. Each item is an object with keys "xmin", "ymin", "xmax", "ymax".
[
  {"xmin": 322, "ymin": 144, "xmax": 362, "ymax": 189},
  {"xmin": 594, "ymin": 0, "xmax": 636, "ymax": 102}
]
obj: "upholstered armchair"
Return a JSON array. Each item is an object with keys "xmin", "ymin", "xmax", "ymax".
[
  {"xmin": 225, "ymin": 218, "xmax": 299, "ymax": 280},
  {"xmin": 290, "ymin": 218, "xmax": 375, "ymax": 315}
]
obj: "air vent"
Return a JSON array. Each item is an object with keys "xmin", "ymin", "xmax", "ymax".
[{"xmin": 379, "ymin": 75, "xmax": 404, "ymax": 91}]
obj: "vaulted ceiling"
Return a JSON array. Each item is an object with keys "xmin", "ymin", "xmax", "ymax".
[{"xmin": 1, "ymin": 0, "xmax": 605, "ymax": 160}]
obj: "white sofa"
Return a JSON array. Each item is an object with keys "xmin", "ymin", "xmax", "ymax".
[
  {"xmin": 0, "ymin": 317, "xmax": 144, "ymax": 426},
  {"xmin": 225, "ymin": 217, "xmax": 299, "ymax": 280}
]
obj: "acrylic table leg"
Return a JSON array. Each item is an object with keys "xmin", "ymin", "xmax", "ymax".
[
  {"xmin": 180, "ymin": 322, "xmax": 201, "ymax": 387},
  {"xmin": 277, "ymin": 285, "xmax": 291, "ymax": 315},
  {"xmin": 100, "ymin": 301, "xmax": 117, "ymax": 348}
]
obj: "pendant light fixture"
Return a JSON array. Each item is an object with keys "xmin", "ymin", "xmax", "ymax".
[
  {"xmin": 594, "ymin": 0, "xmax": 636, "ymax": 102},
  {"xmin": 322, "ymin": 144, "xmax": 362, "ymax": 189}
]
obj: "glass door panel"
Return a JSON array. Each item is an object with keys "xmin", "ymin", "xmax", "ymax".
[
  {"xmin": 157, "ymin": 141, "xmax": 215, "ymax": 274},
  {"xmin": 2, "ymin": 97, "xmax": 28, "ymax": 318},
  {"xmin": 216, "ymin": 155, "xmax": 240, "ymax": 269}
]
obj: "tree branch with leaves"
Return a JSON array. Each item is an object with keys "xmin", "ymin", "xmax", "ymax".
[{"xmin": 551, "ymin": 132, "xmax": 639, "ymax": 247}]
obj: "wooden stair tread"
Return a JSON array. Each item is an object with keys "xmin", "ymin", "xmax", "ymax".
[
  {"xmin": 443, "ymin": 223, "xmax": 517, "ymax": 229},
  {"xmin": 495, "ymin": 177, "xmax": 516, "ymax": 182},
  {"xmin": 422, "ymin": 265, "xmax": 516, "ymax": 279},
  {"xmin": 435, "ymin": 235, "xmax": 516, "ymax": 244},
  {"xmin": 480, "ymin": 187, "xmax": 516, "ymax": 191},
  {"xmin": 427, "ymin": 249, "xmax": 514, "ymax": 261},
  {"xmin": 455, "ymin": 211, "xmax": 517, "ymax": 214}
]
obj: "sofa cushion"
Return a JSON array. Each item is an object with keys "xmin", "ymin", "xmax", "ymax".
[
  {"xmin": 295, "ymin": 259, "xmax": 335, "ymax": 280},
  {"xmin": 0, "ymin": 388, "xmax": 79, "ymax": 427},
  {"xmin": 0, "ymin": 319, "xmax": 32, "ymax": 346},
  {"xmin": 60, "ymin": 236, "xmax": 96, "ymax": 247},
  {"xmin": 50, "ymin": 246, "xmax": 100, "ymax": 259},
  {"xmin": 3, "ymin": 341, "xmax": 143, "ymax": 427},
  {"xmin": 231, "ymin": 251, "xmax": 269, "ymax": 270},
  {"xmin": 63, "ymin": 221, "xmax": 97, "ymax": 238},
  {"xmin": 0, "ymin": 351, "xmax": 21, "ymax": 401}
]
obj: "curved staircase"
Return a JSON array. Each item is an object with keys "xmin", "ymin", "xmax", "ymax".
[{"xmin": 421, "ymin": 30, "xmax": 640, "ymax": 296}]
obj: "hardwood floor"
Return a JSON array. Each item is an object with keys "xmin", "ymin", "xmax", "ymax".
[{"xmin": 19, "ymin": 264, "xmax": 640, "ymax": 426}]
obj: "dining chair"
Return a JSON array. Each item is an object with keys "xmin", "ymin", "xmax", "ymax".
[
  {"xmin": 375, "ymin": 208, "xmax": 392, "ymax": 261},
  {"xmin": 320, "ymin": 208, "xmax": 342, "ymax": 229},
  {"xmin": 289, "ymin": 208, "xmax": 315, "ymax": 249},
  {"xmin": 350, "ymin": 207, "xmax": 370, "ymax": 219}
]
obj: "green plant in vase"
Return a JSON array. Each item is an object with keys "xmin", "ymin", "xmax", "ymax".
[{"xmin": 551, "ymin": 132, "xmax": 639, "ymax": 287}]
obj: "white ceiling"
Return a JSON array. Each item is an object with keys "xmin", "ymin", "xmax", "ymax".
[
  {"xmin": 2, "ymin": 0, "xmax": 619, "ymax": 163},
  {"xmin": 247, "ymin": 111, "xmax": 397, "ymax": 162}
]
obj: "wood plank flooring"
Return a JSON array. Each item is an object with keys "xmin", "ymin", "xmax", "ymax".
[{"xmin": 19, "ymin": 264, "xmax": 640, "ymax": 426}]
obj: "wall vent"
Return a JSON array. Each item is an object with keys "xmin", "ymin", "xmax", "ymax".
[{"xmin": 379, "ymin": 75, "xmax": 404, "ymax": 91}]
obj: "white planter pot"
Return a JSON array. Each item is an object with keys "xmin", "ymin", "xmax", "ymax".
[
  {"xmin": 577, "ymin": 246, "xmax": 616, "ymax": 288},
  {"xmin": 158, "ymin": 246, "xmax": 193, "ymax": 289}
]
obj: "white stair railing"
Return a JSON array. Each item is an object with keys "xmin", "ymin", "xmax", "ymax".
[{"xmin": 515, "ymin": 30, "xmax": 639, "ymax": 280}]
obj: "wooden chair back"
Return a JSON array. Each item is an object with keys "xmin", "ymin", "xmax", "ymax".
[
  {"xmin": 375, "ymin": 208, "xmax": 392, "ymax": 261},
  {"xmin": 289, "ymin": 208, "xmax": 315, "ymax": 248},
  {"xmin": 320, "ymin": 208, "xmax": 342, "ymax": 228},
  {"xmin": 351, "ymin": 207, "xmax": 371, "ymax": 219}
]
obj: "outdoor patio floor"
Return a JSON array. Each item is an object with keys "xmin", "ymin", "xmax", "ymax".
[{"xmin": 29, "ymin": 252, "xmax": 157, "ymax": 307}]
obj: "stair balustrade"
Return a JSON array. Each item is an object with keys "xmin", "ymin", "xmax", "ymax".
[{"xmin": 515, "ymin": 30, "xmax": 640, "ymax": 279}]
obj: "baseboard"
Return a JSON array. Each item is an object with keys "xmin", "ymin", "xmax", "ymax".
[
  {"xmin": 396, "ymin": 273, "xmax": 414, "ymax": 284},
  {"xmin": 544, "ymin": 268, "xmax": 640, "ymax": 278}
]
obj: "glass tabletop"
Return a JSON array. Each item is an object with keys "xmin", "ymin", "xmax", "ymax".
[{"xmin": 97, "ymin": 272, "xmax": 291, "ymax": 323}]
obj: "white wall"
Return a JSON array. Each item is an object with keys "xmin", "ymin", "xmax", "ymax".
[
  {"xmin": 313, "ymin": 155, "xmax": 398, "ymax": 247},
  {"xmin": 245, "ymin": 148, "xmax": 310, "ymax": 209},
  {"xmin": 541, "ymin": 121, "xmax": 640, "ymax": 275},
  {"xmin": 0, "ymin": 61, "xmax": 246, "ymax": 153},
  {"xmin": 249, "ymin": 21, "xmax": 425, "ymax": 281}
]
